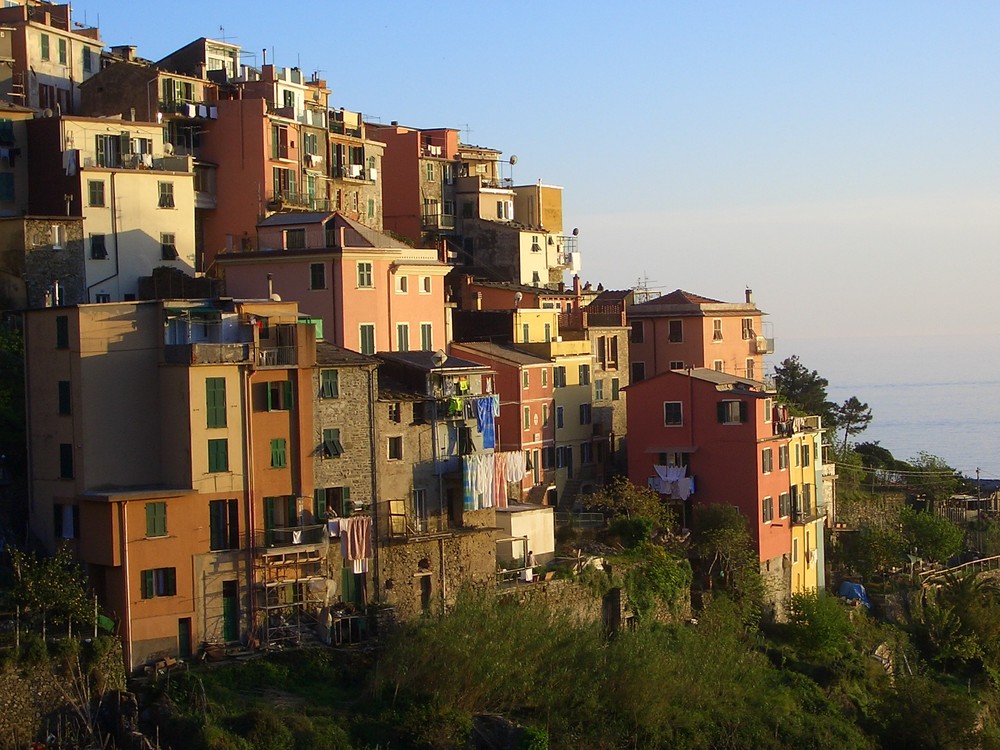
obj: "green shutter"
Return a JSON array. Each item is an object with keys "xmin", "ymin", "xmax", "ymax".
[
  {"xmin": 266, "ymin": 382, "xmax": 274, "ymax": 411},
  {"xmin": 146, "ymin": 502, "xmax": 166, "ymax": 537},
  {"xmin": 141, "ymin": 569, "xmax": 154, "ymax": 599},
  {"xmin": 284, "ymin": 381, "xmax": 294, "ymax": 410},
  {"xmin": 210, "ymin": 500, "xmax": 224, "ymax": 550},
  {"xmin": 206, "ymin": 377, "xmax": 226, "ymax": 427},
  {"xmin": 165, "ymin": 568, "xmax": 177, "ymax": 596},
  {"xmin": 227, "ymin": 499, "xmax": 239, "ymax": 549},
  {"xmin": 314, "ymin": 488, "xmax": 327, "ymax": 518},
  {"xmin": 739, "ymin": 401, "xmax": 748, "ymax": 423},
  {"xmin": 208, "ymin": 438, "xmax": 228, "ymax": 472},
  {"xmin": 320, "ymin": 369, "xmax": 338, "ymax": 398},
  {"xmin": 341, "ymin": 487, "xmax": 351, "ymax": 516},
  {"xmin": 717, "ymin": 402, "xmax": 726, "ymax": 423}
]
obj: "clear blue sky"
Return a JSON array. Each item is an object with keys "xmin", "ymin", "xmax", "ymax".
[{"xmin": 79, "ymin": 0, "xmax": 1000, "ymax": 343}]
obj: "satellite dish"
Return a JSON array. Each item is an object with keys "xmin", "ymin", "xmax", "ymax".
[
  {"xmin": 572, "ymin": 227, "xmax": 579, "ymax": 237},
  {"xmin": 163, "ymin": 142, "xmax": 174, "ymax": 155},
  {"xmin": 431, "ymin": 349, "xmax": 448, "ymax": 368},
  {"xmin": 269, "ymin": 293, "xmax": 282, "ymax": 301},
  {"xmin": 509, "ymin": 155, "xmax": 518, "ymax": 165},
  {"xmin": 42, "ymin": 108, "xmax": 53, "ymax": 118}
]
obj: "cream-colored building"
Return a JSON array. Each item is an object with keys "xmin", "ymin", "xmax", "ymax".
[{"xmin": 27, "ymin": 115, "xmax": 196, "ymax": 301}]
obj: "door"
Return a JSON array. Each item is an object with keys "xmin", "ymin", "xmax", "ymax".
[
  {"xmin": 178, "ymin": 617, "xmax": 192, "ymax": 659},
  {"xmin": 222, "ymin": 580, "xmax": 239, "ymax": 642}
]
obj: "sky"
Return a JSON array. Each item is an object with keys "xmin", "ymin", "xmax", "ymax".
[
  {"xmin": 76, "ymin": 0, "xmax": 1000, "ymax": 346},
  {"xmin": 65, "ymin": 0, "xmax": 1000, "ymax": 473}
]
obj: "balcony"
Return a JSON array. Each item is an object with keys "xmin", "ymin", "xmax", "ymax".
[
  {"xmin": 84, "ymin": 153, "xmax": 193, "ymax": 172},
  {"xmin": 422, "ymin": 212, "xmax": 456, "ymax": 230},
  {"xmin": 753, "ymin": 336, "xmax": 775, "ymax": 355},
  {"xmin": 159, "ymin": 100, "xmax": 218, "ymax": 119},
  {"xmin": 791, "ymin": 505, "xmax": 825, "ymax": 525},
  {"xmin": 517, "ymin": 338, "xmax": 592, "ymax": 358},
  {"xmin": 256, "ymin": 345, "xmax": 297, "ymax": 367},
  {"xmin": 164, "ymin": 342, "xmax": 251, "ymax": 365},
  {"xmin": 268, "ymin": 190, "xmax": 328, "ymax": 211},
  {"xmin": 256, "ymin": 524, "xmax": 327, "ymax": 552},
  {"xmin": 558, "ymin": 308, "xmax": 626, "ymax": 330}
]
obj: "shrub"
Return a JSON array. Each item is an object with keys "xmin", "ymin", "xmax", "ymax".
[
  {"xmin": 608, "ymin": 516, "xmax": 653, "ymax": 548},
  {"xmin": 18, "ymin": 632, "xmax": 47, "ymax": 665}
]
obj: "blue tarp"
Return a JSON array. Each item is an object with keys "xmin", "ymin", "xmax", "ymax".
[{"xmin": 838, "ymin": 580, "xmax": 872, "ymax": 609}]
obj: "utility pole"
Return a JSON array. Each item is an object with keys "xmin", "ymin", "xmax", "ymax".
[{"xmin": 977, "ymin": 468, "xmax": 983, "ymax": 552}]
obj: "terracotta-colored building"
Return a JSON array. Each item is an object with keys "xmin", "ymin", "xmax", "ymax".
[
  {"xmin": 627, "ymin": 289, "xmax": 772, "ymax": 383},
  {"xmin": 216, "ymin": 212, "xmax": 451, "ymax": 356},
  {"xmin": 24, "ymin": 298, "xmax": 331, "ymax": 669}
]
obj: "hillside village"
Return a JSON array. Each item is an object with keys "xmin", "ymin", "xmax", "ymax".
[{"xmin": 0, "ymin": 1, "xmax": 833, "ymax": 676}]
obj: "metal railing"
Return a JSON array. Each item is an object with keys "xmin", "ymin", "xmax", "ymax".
[
  {"xmin": 257, "ymin": 524, "xmax": 327, "ymax": 550},
  {"xmin": 554, "ymin": 511, "xmax": 606, "ymax": 528},
  {"xmin": 920, "ymin": 554, "xmax": 1000, "ymax": 584}
]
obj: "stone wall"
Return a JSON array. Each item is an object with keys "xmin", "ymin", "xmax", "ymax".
[{"xmin": 760, "ymin": 553, "xmax": 793, "ymax": 622}]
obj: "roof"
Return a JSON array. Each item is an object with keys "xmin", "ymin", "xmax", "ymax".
[
  {"xmin": 377, "ymin": 350, "xmax": 491, "ymax": 372},
  {"xmin": 465, "ymin": 278, "xmax": 573, "ymax": 297},
  {"xmin": 315, "ymin": 341, "xmax": 377, "ymax": 367},
  {"xmin": 258, "ymin": 211, "xmax": 333, "ymax": 227},
  {"xmin": 590, "ymin": 289, "xmax": 631, "ymax": 305},
  {"xmin": 627, "ymin": 367, "xmax": 769, "ymax": 395},
  {"xmin": 635, "ymin": 289, "xmax": 723, "ymax": 307},
  {"xmin": 629, "ymin": 288, "xmax": 764, "ymax": 317},
  {"xmin": 451, "ymin": 341, "xmax": 551, "ymax": 367}
]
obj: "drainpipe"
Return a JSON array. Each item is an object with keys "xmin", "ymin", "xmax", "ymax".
[
  {"xmin": 242, "ymin": 364, "xmax": 256, "ymax": 643},
  {"xmin": 119, "ymin": 499, "xmax": 133, "ymax": 672}
]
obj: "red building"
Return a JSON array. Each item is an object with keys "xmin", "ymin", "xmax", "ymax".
[{"xmin": 626, "ymin": 368, "xmax": 789, "ymax": 565}]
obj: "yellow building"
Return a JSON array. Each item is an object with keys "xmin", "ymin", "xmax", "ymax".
[{"xmin": 786, "ymin": 422, "xmax": 825, "ymax": 594}]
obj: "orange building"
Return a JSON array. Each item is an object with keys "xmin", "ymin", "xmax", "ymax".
[
  {"xmin": 627, "ymin": 289, "xmax": 773, "ymax": 383},
  {"xmin": 25, "ymin": 298, "xmax": 325, "ymax": 670}
]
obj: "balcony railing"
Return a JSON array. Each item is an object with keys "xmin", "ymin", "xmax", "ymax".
[
  {"xmin": 422, "ymin": 213, "xmax": 456, "ymax": 230},
  {"xmin": 257, "ymin": 345, "xmax": 297, "ymax": 367},
  {"xmin": 256, "ymin": 524, "xmax": 327, "ymax": 551},
  {"xmin": 754, "ymin": 336, "xmax": 775, "ymax": 355},
  {"xmin": 791, "ymin": 505, "xmax": 825, "ymax": 525},
  {"xmin": 268, "ymin": 190, "xmax": 330, "ymax": 211}
]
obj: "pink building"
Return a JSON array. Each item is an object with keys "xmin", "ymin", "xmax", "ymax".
[
  {"xmin": 627, "ymin": 289, "xmax": 773, "ymax": 383},
  {"xmin": 216, "ymin": 212, "xmax": 450, "ymax": 355},
  {"xmin": 626, "ymin": 368, "xmax": 790, "ymax": 565},
  {"xmin": 450, "ymin": 341, "xmax": 555, "ymax": 503}
]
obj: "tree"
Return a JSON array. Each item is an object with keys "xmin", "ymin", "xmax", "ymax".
[
  {"xmin": 584, "ymin": 476, "xmax": 673, "ymax": 531},
  {"xmin": 834, "ymin": 396, "xmax": 873, "ymax": 452},
  {"xmin": 787, "ymin": 591, "xmax": 852, "ymax": 661},
  {"xmin": 9, "ymin": 544, "xmax": 92, "ymax": 636},
  {"xmin": 690, "ymin": 504, "xmax": 764, "ymax": 621},
  {"xmin": 900, "ymin": 506, "xmax": 963, "ymax": 564},
  {"xmin": 907, "ymin": 452, "xmax": 962, "ymax": 506},
  {"xmin": 772, "ymin": 355, "xmax": 835, "ymax": 425}
]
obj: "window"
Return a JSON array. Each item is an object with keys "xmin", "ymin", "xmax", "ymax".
[
  {"xmin": 158, "ymin": 182, "xmax": 175, "ymax": 208},
  {"xmin": 367, "ymin": 198, "xmax": 375, "ymax": 219},
  {"xmin": 764, "ymin": 398, "xmax": 773, "ymax": 423},
  {"xmin": 308, "ymin": 262, "xmax": 326, "ymax": 290},
  {"xmin": 713, "ymin": 360, "xmax": 724, "ymax": 372},
  {"xmin": 88, "ymin": 180, "xmax": 105, "ymax": 207},
  {"xmin": 420, "ymin": 323, "xmax": 432, "ymax": 351},
  {"xmin": 270, "ymin": 438, "xmax": 287, "ymax": 468},
  {"xmin": 779, "ymin": 492, "xmax": 790, "ymax": 518},
  {"xmin": 541, "ymin": 368, "xmax": 549, "ymax": 388},
  {"xmin": 668, "ymin": 319, "xmax": 683, "ymax": 343},
  {"xmin": 40, "ymin": 33, "xmax": 49, "ymax": 60},
  {"xmin": 388, "ymin": 436, "xmax": 403, "ymax": 460},
  {"xmin": 713, "ymin": 319, "xmax": 723, "ymax": 342},
  {"xmin": 762, "ymin": 496, "xmax": 774, "ymax": 523},
  {"xmin": 542, "ymin": 403, "xmax": 550, "ymax": 427},
  {"xmin": 323, "ymin": 428, "xmax": 343, "ymax": 458},
  {"xmin": 594, "ymin": 379, "xmax": 604, "ymax": 400},
  {"xmin": 579, "ymin": 364, "xmax": 591, "ymax": 385},
  {"xmin": 140, "ymin": 568, "xmax": 177, "ymax": 598},
  {"xmin": 58, "ymin": 380, "xmax": 71, "ymax": 415},
  {"xmin": 209, "ymin": 499, "xmax": 239, "ymax": 551},
  {"xmin": 631, "ymin": 362, "xmax": 645, "ymax": 383},
  {"xmin": 315, "ymin": 486, "xmax": 350, "ymax": 518},
  {"xmin": 58, "ymin": 38, "xmax": 66, "ymax": 65},
  {"xmin": 802, "ymin": 443, "xmax": 811, "ymax": 467},
  {"xmin": 523, "ymin": 406, "xmax": 531, "ymax": 430},
  {"xmin": 0, "ymin": 172, "xmax": 12, "ymax": 202},
  {"xmin": 522, "ymin": 323, "xmax": 530, "ymax": 343},
  {"xmin": 794, "ymin": 443, "xmax": 801, "ymax": 467},
  {"xmin": 543, "ymin": 323, "xmax": 552, "ymax": 342},
  {"xmin": 762, "ymin": 447, "xmax": 773, "ymax": 474},
  {"xmin": 160, "ymin": 233, "xmax": 178, "ymax": 260},
  {"xmin": 668, "ymin": 361, "xmax": 684, "ymax": 371},
  {"xmin": 357, "ymin": 261, "xmax": 373, "ymax": 288},
  {"xmin": 803, "ymin": 484, "xmax": 813, "ymax": 515},
  {"xmin": 630, "ymin": 321, "xmax": 644, "ymax": 343},
  {"xmin": 425, "ymin": 162, "xmax": 434, "ymax": 181},
  {"xmin": 271, "ymin": 124, "xmax": 289, "ymax": 159},
  {"xmin": 664, "ymin": 401, "xmax": 683, "ymax": 426},
  {"xmin": 388, "ymin": 402, "xmax": 401, "ymax": 423},
  {"xmin": 206, "ymin": 377, "xmax": 226, "ymax": 428},
  {"xmin": 579, "ymin": 403, "xmax": 592, "ymax": 425},
  {"xmin": 59, "ymin": 443, "xmax": 73, "ymax": 478},
  {"xmin": 56, "ymin": 315, "xmax": 69, "ymax": 349},
  {"xmin": 320, "ymin": 369, "xmax": 339, "ymax": 399},
  {"xmin": 612, "ymin": 377, "xmax": 620, "ymax": 401},
  {"xmin": 717, "ymin": 400, "xmax": 747, "ymax": 424},
  {"xmin": 53, "ymin": 503, "xmax": 79, "ymax": 540},
  {"xmin": 283, "ymin": 89, "xmax": 295, "ymax": 110},
  {"xmin": 553, "ymin": 366, "xmax": 567, "ymax": 388},
  {"xmin": 779, "ymin": 444, "xmax": 789, "ymax": 470},
  {"xmin": 90, "ymin": 234, "xmax": 108, "ymax": 260},
  {"xmin": 266, "ymin": 381, "xmax": 294, "ymax": 411},
  {"xmin": 396, "ymin": 323, "xmax": 409, "ymax": 352},
  {"xmin": 542, "ymin": 446, "xmax": 555, "ymax": 469},
  {"xmin": 145, "ymin": 502, "xmax": 167, "ymax": 537},
  {"xmin": 742, "ymin": 318, "xmax": 755, "ymax": 340},
  {"xmin": 556, "ymin": 406, "xmax": 564, "ymax": 429},
  {"xmin": 51, "ymin": 224, "xmax": 65, "ymax": 249},
  {"xmin": 208, "ymin": 438, "xmax": 229, "ymax": 473},
  {"xmin": 95, "ymin": 294, "xmax": 110, "ymax": 304},
  {"xmin": 522, "ymin": 370, "xmax": 530, "ymax": 390},
  {"xmin": 82, "ymin": 46, "xmax": 92, "ymax": 73},
  {"xmin": 581, "ymin": 443, "xmax": 593, "ymax": 464},
  {"xmin": 359, "ymin": 324, "xmax": 375, "ymax": 355},
  {"xmin": 283, "ymin": 228, "xmax": 305, "ymax": 250},
  {"xmin": 420, "ymin": 276, "xmax": 432, "ymax": 294},
  {"xmin": 792, "ymin": 538, "xmax": 799, "ymax": 565}
]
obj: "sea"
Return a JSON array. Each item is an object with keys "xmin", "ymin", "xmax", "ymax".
[{"xmin": 776, "ymin": 334, "xmax": 1000, "ymax": 480}]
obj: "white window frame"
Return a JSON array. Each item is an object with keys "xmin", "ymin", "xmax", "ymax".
[
  {"xmin": 396, "ymin": 323, "xmax": 409, "ymax": 352},
  {"xmin": 420, "ymin": 276, "xmax": 432, "ymax": 294},
  {"xmin": 357, "ymin": 261, "xmax": 374, "ymax": 289},
  {"xmin": 395, "ymin": 274, "xmax": 408, "ymax": 293}
]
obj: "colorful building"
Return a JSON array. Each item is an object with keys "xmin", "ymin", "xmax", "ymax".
[
  {"xmin": 627, "ymin": 289, "xmax": 772, "ymax": 383},
  {"xmin": 215, "ymin": 212, "xmax": 451, "ymax": 355}
]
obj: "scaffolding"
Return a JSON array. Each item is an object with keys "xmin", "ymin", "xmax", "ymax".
[{"xmin": 254, "ymin": 531, "xmax": 329, "ymax": 649}]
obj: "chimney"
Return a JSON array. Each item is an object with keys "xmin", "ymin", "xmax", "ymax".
[
  {"xmin": 572, "ymin": 274, "xmax": 581, "ymax": 295},
  {"xmin": 262, "ymin": 49, "xmax": 267, "ymax": 66},
  {"xmin": 745, "ymin": 287, "xmax": 753, "ymax": 304},
  {"xmin": 267, "ymin": 273, "xmax": 273, "ymax": 299}
]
